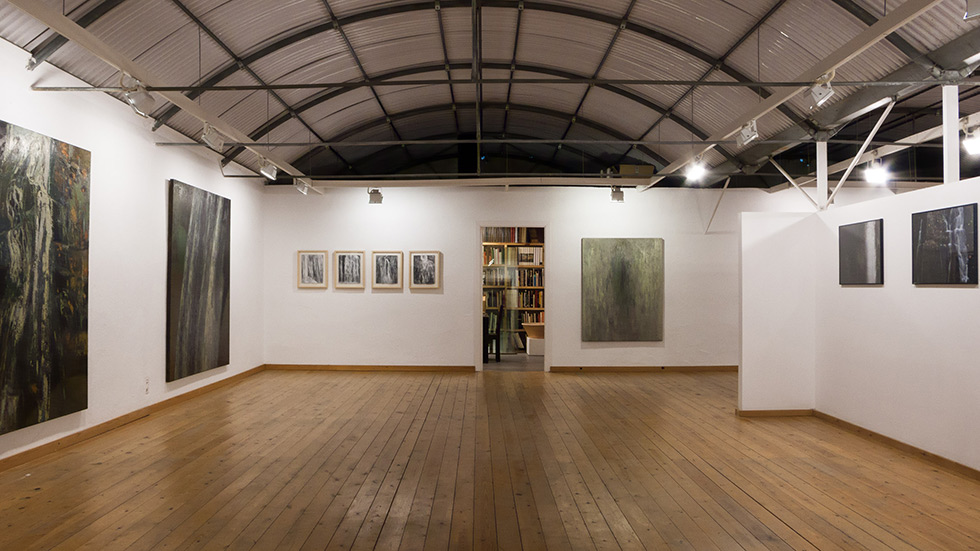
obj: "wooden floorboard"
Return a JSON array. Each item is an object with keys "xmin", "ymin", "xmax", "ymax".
[{"xmin": 2, "ymin": 371, "xmax": 979, "ymax": 550}]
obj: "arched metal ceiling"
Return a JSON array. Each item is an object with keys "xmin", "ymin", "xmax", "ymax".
[{"xmin": 2, "ymin": 0, "xmax": 979, "ymax": 187}]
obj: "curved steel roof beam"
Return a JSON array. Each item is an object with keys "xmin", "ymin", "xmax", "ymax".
[{"xmin": 291, "ymin": 101, "xmax": 670, "ymax": 171}]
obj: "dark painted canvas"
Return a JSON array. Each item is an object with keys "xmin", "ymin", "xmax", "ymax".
[
  {"xmin": 912, "ymin": 203, "xmax": 977, "ymax": 285},
  {"xmin": 839, "ymin": 219, "xmax": 883, "ymax": 285},
  {"xmin": 0, "ymin": 120, "xmax": 89, "ymax": 435},
  {"xmin": 582, "ymin": 238, "xmax": 664, "ymax": 342},
  {"xmin": 167, "ymin": 180, "xmax": 230, "ymax": 382}
]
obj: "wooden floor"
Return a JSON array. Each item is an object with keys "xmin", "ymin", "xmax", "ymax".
[{"xmin": 1, "ymin": 371, "xmax": 978, "ymax": 550}]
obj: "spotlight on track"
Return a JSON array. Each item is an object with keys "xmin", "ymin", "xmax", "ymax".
[
  {"xmin": 368, "ymin": 188, "xmax": 383, "ymax": 204},
  {"xmin": 201, "ymin": 124, "xmax": 225, "ymax": 151},
  {"xmin": 259, "ymin": 159, "xmax": 278, "ymax": 181},
  {"xmin": 809, "ymin": 72, "xmax": 835, "ymax": 109},
  {"xmin": 864, "ymin": 158, "xmax": 890, "ymax": 186},
  {"xmin": 120, "ymin": 74, "xmax": 155, "ymax": 117},
  {"xmin": 293, "ymin": 179, "xmax": 309, "ymax": 195},
  {"xmin": 963, "ymin": 123, "xmax": 980, "ymax": 155},
  {"xmin": 736, "ymin": 120, "xmax": 759, "ymax": 147},
  {"xmin": 610, "ymin": 186, "xmax": 624, "ymax": 203},
  {"xmin": 686, "ymin": 157, "xmax": 707, "ymax": 182}
]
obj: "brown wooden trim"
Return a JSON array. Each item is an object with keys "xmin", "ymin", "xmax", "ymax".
[
  {"xmin": 736, "ymin": 409, "xmax": 815, "ymax": 418},
  {"xmin": 0, "ymin": 364, "xmax": 267, "ymax": 473},
  {"xmin": 550, "ymin": 365, "xmax": 738, "ymax": 373},
  {"xmin": 813, "ymin": 410, "xmax": 980, "ymax": 482},
  {"xmin": 266, "ymin": 364, "xmax": 475, "ymax": 372}
]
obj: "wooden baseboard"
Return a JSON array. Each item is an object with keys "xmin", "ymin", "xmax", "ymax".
[
  {"xmin": 736, "ymin": 409, "xmax": 815, "ymax": 418},
  {"xmin": 0, "ymin": 364, "xmax": 267, "ymax": 473},
  {"xmin": 813, "ymin": 410, "xmax": 980, "ymax": 482},
  {"xmin": 550, "ymin": 365, "xmax": 738, "ymax": 373},
  {"xmin": 265, "ymin": 364, "xmax": 474, "ymax": 372}
]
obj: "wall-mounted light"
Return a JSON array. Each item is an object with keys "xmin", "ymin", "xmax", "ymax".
[
  {"xmin": 610, "ymin": 186, "xmax": 624, "ymax": 203},
  {"xmin": 201, "ymin": 124, "xmax": 225, "ymax": 151},
  {"xmin": 259, "ymin": 159, "xmax": 278, "ymax": 181},
  {"xmin": 810, "ymin": 72, "xmax": 835, "ymax": 109},
  {"xmin": 368, "ymin": 188, "xmax": 383, "ymax": 204},
  {"xmin": 736, "ymin": 120, "xmax": 759, "ymax": 147},
  {"xmin": 120, "ymin": 74, "xmax": 155, "ymax": 117},
  {"xmin": 686, "ymin": 156, "xmax": 707, "ymax": 182}
]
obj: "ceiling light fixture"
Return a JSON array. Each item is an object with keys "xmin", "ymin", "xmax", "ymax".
[
  {"xmin": 293, "ymin": 179, "xmax": 309, "ymax": 195},
  {"xmin": 686, "ymin": 156, "xmax": 707, "ymax": 182},
  {"xmin": 963, "ymin": 121, "xmax": 980, "ymax": 155},
  {"xmin": 809, "ymin": 71, "xmax": 835, "ymax": 109},
  {"xmin": 119, "ymin": 74, "xmax": 155, "ymax": 117},
  {"xmin": 610, "ymin": 186, "xmax": 624, "ymax": 203},
  {"xmin": 864, "ymin": 155, "xmax": 890, "ymax": 185},
  {"xmin": 259, "ymin": 158, "xmax": 278, "ymax": 181},
  {"xmin": 201, "ymin": 124, "xmax": 225, "ymax": 151},
  {"xmin": 736, "ymin": 120, "xmax": 759, "ymax": 147},
  {"xmin": 368, "ymin": 188, "xmax": 383, "ymax": 204}
]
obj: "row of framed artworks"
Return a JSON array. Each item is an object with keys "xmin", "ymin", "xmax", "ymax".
[
  {"xmin": 839, "ymin": 202, "xmax": 977, "ymax": 286},
  {"xmin": 298, "ymin": 250, "xmax": 442, "ymax": 290}
]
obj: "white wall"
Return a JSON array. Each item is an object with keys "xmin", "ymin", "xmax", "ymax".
[
  {"xmin": 262, "ymin": 184, "xmax": 818, "ymax": 370},
  {"xmin": 0, "ymin": 40, "xmax": 266, "ymax": 459},
  {"xmin": 739, "ymin": 212, "xmax": 816, "ymax": 411},
  {"xmin": 814, "ymin": 178, "xmax": 980, "ymax": 471}
]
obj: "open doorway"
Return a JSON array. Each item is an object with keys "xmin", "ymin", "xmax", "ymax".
[{"xmin": 481, "ymin": 226, "xmax": 545, "ymax": 371}]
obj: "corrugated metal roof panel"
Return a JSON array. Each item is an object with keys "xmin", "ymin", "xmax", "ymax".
[
  {"xmin": 862, "ymin": 0, "xmax": 980, "ymax": 53},
  {"xmin": 392, "ymin": 111, "xmax": 457, "ymax": 139},
  {"xmin": 192, "ymin": 0, "xmax": 325, "ymax": 57},
  {"xmin": 481, "ymin": 7, "xmax": 519, "ymax": 64},
  {"xmin": 83, "ymin": 1, "xmax": 189, "ymax": 62},
  {"xmin": 0, "ymin": 3, "xmax": 52, "ymax": 49},
  {"xmin": 516, "ymin": 10, "xmax": 617, "ymax": 75},
  {"xmin": 123, "ymin": 24, "xmax": 232, "ymax": 90},
  {"xmin": 375, "ymin": 81, "xmax": 452, "ymax": 114},
  {"xmin": 327, "ymin": 0, "xmax": 425, "ymax": 19},
  {"xmin": 248, "ymin": 31, "xmax": 352, "ymax": 84},
  {"xmin": 537, "ymin": 0, "xmax": 633, "ymax": 19},
  {"xmin": 440, "ymin": 7, "xmax": 474, "ymax": 63},
  {"xmin": 579, "ymin": 86, "xmax": 660, "ymax": 140},
  {"xmin": 306, "ymin": 88, "xmax": 386, "ymax": 139},
  {"xmin": 506, "ymin": 110, "xmax": 569, "ymax": 139},
  {"xmin": 630, "ymin": 0, "xmax": 772, "ymax": 59},
  {"xmin": 343, "ymin": 11, "xmax": 442, "ymax": 76},
  {"xmin": 600, "ymin": 30, "xmax": 713, "ymax": 107}
]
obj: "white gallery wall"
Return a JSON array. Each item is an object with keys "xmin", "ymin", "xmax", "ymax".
[
  {"xmin": 262, "ymin": 184, "xmax": 818, "ymax": 370},
  {"xmin": 0, "ymin": 40, "xmax": 266, "ymax": 460}
]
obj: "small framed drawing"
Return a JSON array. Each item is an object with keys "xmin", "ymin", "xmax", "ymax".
[
  {"xmin": 334, "ymin": 251, "xmax": 365, "ymax": 288},
  {"xmin": 409, "ymin": 251, "xmax": 441, "ymax": 289},
  {"xmin": 372, "ymin": 251, "xmax": 403, "ymax": 289},
  {"xmin": 297, "ymin": 250, "xmax": 328, "ymax": 288},
  {"xmin": 838, "ymin": 220, "xmax": 883, "ymax": 285}
]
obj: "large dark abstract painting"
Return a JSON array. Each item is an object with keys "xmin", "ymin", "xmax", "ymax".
[
  {"xmin": 912, "ymin": 203, "xmax": 977, "ymax": 285},
  {"xmin": 167, "ymin": 180, "xmax": 230, "ymax": 382},
  {"xmin": 839, "ymin": 219, "xmax": 883, "ymax": 285},
  {"xmin": 582, "ymin": 238, "xmax": 664, "ymax": 342},
  {"xmin": 0, "ymin": 120, "xmax": 89, "ymax": 435}
]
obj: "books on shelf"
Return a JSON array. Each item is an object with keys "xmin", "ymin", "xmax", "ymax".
[
  {"xmin": 516, "ymin": 246, "xmax": 543, "ymax": 265},
  {"xmin": 481, "ymin": 226, "xmax": 544, "ymax": 244}
]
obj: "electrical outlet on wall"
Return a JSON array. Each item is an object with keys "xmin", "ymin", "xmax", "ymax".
[{"xmin": 144, "ymin": 377, "xmax": 150, "ymax": 395}]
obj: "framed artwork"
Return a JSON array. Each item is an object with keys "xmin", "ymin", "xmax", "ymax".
[
  {"xmin": 839, "ymin": 219, "xmax": 883, "ymax": 285},
  {"xmin": 0, "ymin": 120, "xmax": 90, "ymax": 435},
  {"xmin": 912, "ymin": 203, "xmax": 978, "ymax": 285},
  {"xmin": 372, "ymin": 251, "xmax": 403, "ymax": 289},
  {"xmin": 297, "ymin": 250, "xmax": 328, "ymax": 288},
  {"xmin": 334, "ymin": 251, "xmax": 365, "ymax": 288},
  {"xmin": 581, "ymin": 238, "xmax": 664, "ymax": 342},
  {"xmin": 167, "ymin": 180, "xmax": 231, "ymax": 382},
  {"xmin": 409, "ymin": 251, "xmax": 441, "ymax": 289}
]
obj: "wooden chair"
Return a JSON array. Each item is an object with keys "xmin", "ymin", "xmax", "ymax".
[{"xmin": 485, "ymin": 303, "xmax": 503, "ymax": 363}]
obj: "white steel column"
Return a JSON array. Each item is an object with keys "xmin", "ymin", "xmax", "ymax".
[
  {"xmin": 943, "ymin": 85, "xmax": 960, "ymax": 185},
  {"xmin": 816, "ymin": 141, "xmax": 829, "ymax": 209}
]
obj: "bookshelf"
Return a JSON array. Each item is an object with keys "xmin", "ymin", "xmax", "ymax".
[{"xmin": 482, "ymin": 226, "xmax": 544, "ymax": 355}]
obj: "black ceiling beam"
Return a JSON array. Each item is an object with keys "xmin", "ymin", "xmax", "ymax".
[
  {"xmin": 434, "ymin": 1, "xmax": 460, "ymax": 135},
  {"xmin": 168, "ymin": 0, "xmax": 353, "ymax": 171},
  {"xmin": 501, "ymin": 1, "xmax": 525, "ymax": 137},
  {"xmin": 220, "ymin": 61, "xmax": 716, "ymax": 167},
  {"xmin": 291, "ymin": 101, "xmax": 668, "ymax": 172},
  {"xmin": 26, "ymin": 0, "xmax": 127, "ymax": 70},
  {"xmin": 613, "ymin": 0, "xmax": 790, "ymax": 170},
  {"xmin": 829, "ymin": 0, "xmax": 923, "ymax": 61},
  {"xmin": 552, "ymin": 0, "xmax": 637, "ymax": 165}
]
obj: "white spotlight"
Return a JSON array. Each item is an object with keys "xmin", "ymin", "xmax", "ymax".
[
  {"xmin": 368, "ymin": 188, "xmax": 383, "ymax": 204},
  {"xmin": 293, "ymin": 179, "xmax": 309, "ymax": 195},
  {"xmin": 610, "ymin": 186, "xmax": 624, "ymax": 203},
  {"xmin": 120, "ymin": 74, "xmax": 156, "ymax": 117},
  {"xmin": 686, "ymin": 158, "xmax": 707, "ymax": 182},
  {"xmin": 259, "ymin": 159, "xmax": 278, "ymax": 181},
  {"xmin": 964, "ymin": 127, "xmax": 980, "ymax": 155},
  {"xmin": 810, "ymin": 81, "xmax": 835, "ymax": 108},
  {"xmin": 201, "ymin": 124, "xmax": 225, "ymax": 151},
  {"xmin": 736, "ymin": 120, "xmax": 759, "ymax": 147},
  {"xmin": 864, "ymin": 160, "xmax": 890, "ymax": 185}
]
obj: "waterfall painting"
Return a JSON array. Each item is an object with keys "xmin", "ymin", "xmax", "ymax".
[
  {"xmin": 912, "ymin": 204, "xmax": 977, "ymax": 285},
  {"xmin": 334, "ymin": 251, "xmax": 365, "ymax": 289},
  {"xmin": 0, "ymin": 120, "xmax": 90, "ymax": 435},
  {"xmin": 582, "ymin": 238, "xmax": 664, "ymax": 342},
  {"xmin": 297, "ymin": 250, "xmax": 328, "ymax": 288},
  {"xmin": 409, "ymin": 251, "xmax": 440, "ymax": 289},
  {"xmin": 839, "ymin": 219, "xmax": 884, "ymax": 285},
  {"xmin": 372, "ymin": 251, "xmax": 402, "ymax": 289},
  {"xmin": 167, "ymin": 180, "xmax": 230, "ymax": 382}
]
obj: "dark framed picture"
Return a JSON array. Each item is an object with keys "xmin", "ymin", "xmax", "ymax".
[
  {"xmin": 839, "ymin": 219, "xmax": 883, "ymax": 285},
  {"xmin": 409, "ymin": 251, "xmax": 441, "ymax": 289},
  {"xmin": 912, "ymin": 203, "xmax": 978, "ymax": 285},
  {"xmin": 372, "ymin": 251, "xmax": 403, "ymax": 289},
  {"xmin": 297, "ymin": 250, "xmax": 328, "ymax": 288},
  {"xmin": 334, "ymin": 251, "xmax": 365, "ymax": 288}
]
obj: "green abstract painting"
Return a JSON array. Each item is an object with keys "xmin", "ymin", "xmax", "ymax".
[
  {"xmin": 581, "ymin": 238, "xmax": 664, "ymax": 342},
  {"xmin": 0, "ymin": 120, "xmax": 90, "ymax": 435},
  {"xmin": 167, "ymin": 180, "xmax": 230, "ymax": 382}
]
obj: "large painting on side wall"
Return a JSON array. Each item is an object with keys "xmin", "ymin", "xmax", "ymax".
[
  {"xmin": 839, "ymin": 219, "xmax": 883, "ymax": 285},
  {"xmin": 582, "ymin": 238, "xmax": 664, "ymax": 342},
  {"xmin": 167, "ymin": 180, "xmax": 230, "ymax": 382},
  {"xmin": 0, "ymin": 120, "xmax": 90, "ymax": 435},
  {"xmin": 912, "ymin": 203, "xmax": 977, "ymax": 285}
]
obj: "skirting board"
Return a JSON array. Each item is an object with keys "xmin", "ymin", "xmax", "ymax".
[
  {"xmin": 0, "ymin": 364, "xmax": 267, "ymax": 473},
  {"xmin": 265, "ymin": 364, "xmax": 474, "ymax": 372},
  {"xmin": 551, "ymin": 365, "xmax": 737, "ymax": 373},
  {"xmin": 736, "ymin": 408, "xmax": 980, "ymax": 481}
]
